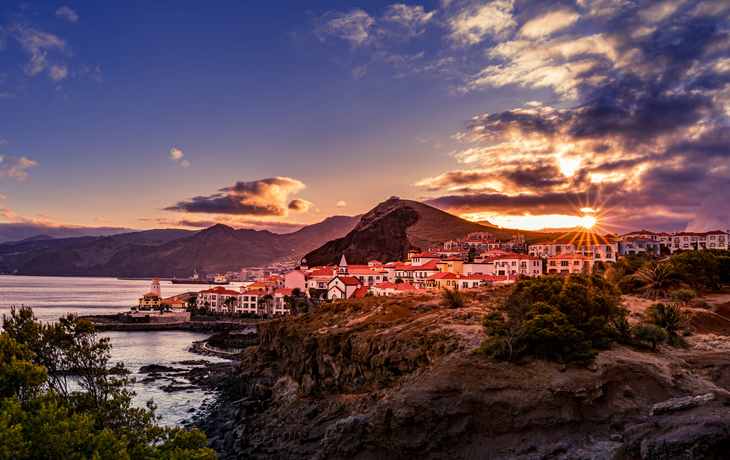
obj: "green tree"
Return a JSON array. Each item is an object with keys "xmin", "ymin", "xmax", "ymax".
[
  {"xmin": 291, "ymin": 288, "xmax": 301, "ymax": 297},
  {"xmin": 633, "ymin": 325, "xmax": 669, "ymax": 351},
  {"xmin": 296, "ymin": 301, "xmax": 308, "ymax": 313},
  {"xmin": 0, "ymin": 307, "xmax": 216, "ymax": 460},
  {"xmin": 671, "ymin": 250, "xmax": 722, "ymax": 292},
  {"xmin": 478, "ymin": 275, "xmax": 626, "ymax": 364}
]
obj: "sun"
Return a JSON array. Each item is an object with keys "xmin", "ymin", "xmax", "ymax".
[{"xmin": 579, "ymin": 215, "xmax": 597, "ymax": 228}]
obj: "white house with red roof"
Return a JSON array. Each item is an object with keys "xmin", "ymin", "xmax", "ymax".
[
  {"xmin": 327, "ymin": 275, "xmax": 364, "ymax": 300},
  {"xmin": 492, "ymin": 253, "xmax": 543, "ymax": 276},
  {"xmin": 617, "ymin": 238, "xmax": 661, "ymax": 257},
  {"xmin": 197, "ymin": 286, "xmax": 244, "ymax": 314},
  {"xmin": 547, "ymin": 254, "xmax": 593, "ymax": 275}
]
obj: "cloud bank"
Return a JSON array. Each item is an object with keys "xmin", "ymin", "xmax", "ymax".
[{"xmin": 165, "ymin": 177, "xmax": 309, "ymax": 216}]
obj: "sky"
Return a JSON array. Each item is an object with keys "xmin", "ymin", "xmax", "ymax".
[{"xmin": 1, "ymin": 0, "xmax": 729, "ymax": 242}]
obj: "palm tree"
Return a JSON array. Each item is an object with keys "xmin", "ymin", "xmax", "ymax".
[
  {"xmin": 633, "ymin": 261, "xmax": 678, "ymax": 300},
  {"xmin": 646, "ymin": 302, "xmax": 691, "ymax": 337}
]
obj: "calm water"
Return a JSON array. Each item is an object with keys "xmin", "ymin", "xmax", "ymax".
[{"xmin": 0, "ymin": 275, "xmax": 235, "ymax": 426}]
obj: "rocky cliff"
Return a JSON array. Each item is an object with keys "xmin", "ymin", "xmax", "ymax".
[{"xmin": 195, "ymin": 289, "xmax": 730, "ymax": 459}]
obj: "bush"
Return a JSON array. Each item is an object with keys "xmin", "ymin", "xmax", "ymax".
[
  {"xmin": 296, "ymin": 301, "xmax": 308, "ymax": 313},
  {"xmin": 442, "ymin": 287, "xmax": 465, "ymax": 309},
  {"xmin": 646, "ymin": 302, "xmax": 691, "ymax": 337},
  {"xmin": 670, "ymin": 288, "xmax": 696, "ymax": 305},
  {"xmin": 633, "ymin": 325, "xmax": 669, "ymax": 350},
  {"xmin": 1, "ymin": 307, "xmax": 216, "ymax": 460},
  {"xmin": 478, "ymin": 275, "xmax": 626, "ymax": 364}
]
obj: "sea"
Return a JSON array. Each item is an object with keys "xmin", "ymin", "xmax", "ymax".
[{"xmin": 0, "ymin": 275, "xmax": 245, "ymax": 426}]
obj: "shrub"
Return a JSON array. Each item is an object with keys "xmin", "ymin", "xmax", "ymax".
[
  {"xmin": 442, "ymin": 287, "xmax": 465, "ymax": 309},
  {"xmin": 669, "ymin": 288, "xmax": 696, "ymax": 305},
  {"xmin": 646, "ymin": 302, "xmax": 691, "ymax": 337},
  {"xmin": 478, "ymin": 275, "xmax": 626, "ymax": 364},
  {"xmin": 296, "ymin": 301, "xmax": 308, "ymax": 313},
  {"xmin": 633, "ymin": 325, "xmax": 669, "ymax": 350}
]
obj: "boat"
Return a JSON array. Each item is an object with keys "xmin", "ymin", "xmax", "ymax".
[{"xmin": 171, "ymin": 270, "xmax": 230, "ymax": 285}]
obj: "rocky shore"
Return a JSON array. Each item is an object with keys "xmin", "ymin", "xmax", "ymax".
[{"xmin": 191, "ymin": 289, "xmax": 730, "ymax": 460}]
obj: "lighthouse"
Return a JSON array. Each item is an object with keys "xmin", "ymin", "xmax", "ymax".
[{"xmin": 151, "ymin": 277, "xmax": 162, "ymax": 297}]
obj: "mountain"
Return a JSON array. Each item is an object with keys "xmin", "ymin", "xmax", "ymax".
[
  {"xmin": 303, "ymin": 199, "xmax": 563, "ymax": 265},
  {"xmin": 6, "ymin": 216, "xmax": 360, "ymax": 277}
]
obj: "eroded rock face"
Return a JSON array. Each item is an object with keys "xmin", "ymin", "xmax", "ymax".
[{"xmin": 195, "ymin": 290, "xmax": 730, "ymax": 460}]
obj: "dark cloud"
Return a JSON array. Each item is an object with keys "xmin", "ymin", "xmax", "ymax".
[
  {"xmin": 165, "ymin": 177, "xmax": 306, "ymax": 216},
  {"xmin": 417, "ymin": 0, "xmax": 730, "ymax": 230}
]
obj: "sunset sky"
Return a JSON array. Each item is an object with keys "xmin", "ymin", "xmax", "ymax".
[{"xmin": 1, "ymin": 0, "xmax": 729, "ymax": 242}]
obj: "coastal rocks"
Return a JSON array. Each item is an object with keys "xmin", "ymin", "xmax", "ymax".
[
  {"xmin": 139, "ymin": 364, "xmax": 183, "ymax": 373},
  {"xmin": 195, "ymin": 290, "xmax": 730, "ymax": 459},
  {"xmin": 620, "ymin": 402, "xmax": 730, "ymax": 459},
  {"xmin": 649, "ymin": 393, "xmax": 715, "ymax": 416}
]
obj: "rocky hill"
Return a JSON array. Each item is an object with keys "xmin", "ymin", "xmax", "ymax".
[
  {"xmin": 303, "ymin": 199, "xmax": 562, "ymax": 265},
  {"xmin": 6, "ymin": 215, "xmax": 360, "ymax": 277},
  {"xmin": 195, "ymin": 288, "xmax": 730, "ymax": 459}
]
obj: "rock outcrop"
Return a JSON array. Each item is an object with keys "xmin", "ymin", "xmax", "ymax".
[{"xmin": 194, "ymin": 288, "xmax": 730, "ymax": 459}]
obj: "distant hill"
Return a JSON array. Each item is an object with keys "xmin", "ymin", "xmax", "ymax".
[
  {"xmin": 303, "ymin": 199, "xmax": 563, "ymax": 265},
  {"xmin": 4, "ymin": 216, "xmax": 360, "ymax": 277}
]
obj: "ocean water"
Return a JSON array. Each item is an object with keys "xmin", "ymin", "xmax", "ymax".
[{"xmin": 0, "ymin": 275, "xmax": 235, "ymax": 426}]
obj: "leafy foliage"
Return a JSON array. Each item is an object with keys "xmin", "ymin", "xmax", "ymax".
[
  {"xmin": 479, "ymin": 275, "xmax": 626, "ymax": 364},
  {"xmin": 633, "ymin": 261, "xmax": 678, "ymax": 300},
  {"xmin": 646, "ymin": 302, "xmax": 691, "ymax": 337},
  {"xmin": 633, "ymin": 325, "xmax": 669, "ymax": 350},
  {"xmin": 0, "ymin": 307, "xmax": 216, "ymax": 460},
  {"xmin": 441, "ymin": 287, "xmax": 466, "ymax": 309},
  {"xmin": 669, "ymin": 288, "xmax": 696, "ymax": 305},
  {"xmin": 670, "ymin": 250, "xmax": 730, "ymax": 292}
]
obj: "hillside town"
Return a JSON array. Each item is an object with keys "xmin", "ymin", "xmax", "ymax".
[{"xmin": 139, "ymin": 228, "xmax": 730, "ymax": 318}]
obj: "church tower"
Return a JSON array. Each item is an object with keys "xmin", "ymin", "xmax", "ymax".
[
  {"xmin": 338, "ymin": 254, "xmax": 348, "ymax": 275},
  {"xmin": 151, "ymin": 277, "xmax": 162, "ymax": 297}
]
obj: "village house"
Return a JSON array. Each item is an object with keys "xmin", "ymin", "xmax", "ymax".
[
  {"xmin": 617, "ymin": 238, "xmax": 661, "ymax": 257},
  {"xmin": 327, "ymin": 275, "xmax": 364, "ymax": 300},
  {"xmin": 547, "ymin": 254, "xmax": 593, "ymax": 275}
]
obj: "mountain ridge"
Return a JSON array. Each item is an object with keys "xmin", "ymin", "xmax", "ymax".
[{"xmin": 3, "ymin": 216, "xmax": 360, "ymax": 277}]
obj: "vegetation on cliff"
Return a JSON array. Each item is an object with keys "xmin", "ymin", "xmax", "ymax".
[
  {"xmin": 478, "ymin": 274, "xmax": 626, "ymax": 364},
  {"xmin": 0, "ymin": 307, "xmax": 215, "ymax": 460}
]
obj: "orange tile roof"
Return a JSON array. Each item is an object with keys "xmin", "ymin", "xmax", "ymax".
[
  {"xmin": 426, "ymin": 272, "xmax": 459, "ymax": 279},
  {"xmin": 395, "ymin": 283, "xmax": 416, "ymax": 290},
  {"xmin": 141, "ymin": 292, "xmax": 159, "ymax": 298},
  {"xmin": 337, "ymin": 276, "xmax": 363, "ymax": 286},
  {"xmin": 350, "ymin": 286, "xmax": 370, "ymax": 298},
  {"xmin": 374, "ymin": 281, "xmax": 397, "ymax": 289}
]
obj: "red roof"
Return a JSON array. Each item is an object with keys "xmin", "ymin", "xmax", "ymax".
[
  {"xmin": 350, "ymin": 286, "xmax": 370, "ymax": 298},
  {"xmin": 337, "ymin": 276, "xmax": 363, "ymax": 286},
  {"xmin": 199, "ymin": 286, "xmax": 240, "ymax": 295},
  {"xmin": 414, "ymin": 252, "xmax": 439, "ymax": 258},
  {"xmin": 368, "ymin": 260, "xmax": 382, "ymax": 264},
  {"xmin": 142, "ymin": 292, "xmax": 159, "ymax": 298},
  {"xmin": 374, "ymin": 281, "xmax": 397, "ymax": 289},
  {"xmin": 274, "ymin": 288, "xmax": 293, "ymax": 295},
  {"xmin": 442, "ymin": 256, "xmax": 464, "ymax": 261},
  {"xmin": 549, "ymin": 254, "xmax": 591, "ymax": 260},
  {"xmin": 395, "ymin": 283, "xmax": 416, "ymax": 290},
  {"xmin": 501, "ymin": 253, "xmax": 541, "ymax": 260},
  {"xmin": 426, "ymin": 272, "xmax": 459, "ymax": 279},
  {"xmin": 247, "ymin": 281, "xmax": 267, "ymax": 287},
  {"xmin": 309, "ymin": 268, "xmax": 335, "ymax": 277},
  {"xmin": 241, "ymin": 290, "xmax": 263, "ymax": 296},
  {"xmin": 623, "ymin": 238, "xmax": 657, "ymax": 242}
]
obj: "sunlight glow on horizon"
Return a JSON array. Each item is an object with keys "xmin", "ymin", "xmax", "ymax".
[{"xmin": 461, "ymin": 212, "xmax": 598, "ymax": 231}]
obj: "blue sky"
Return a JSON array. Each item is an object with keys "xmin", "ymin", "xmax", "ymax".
[{"xmin": 1, "ymin": 0, "xmax": 729, "ymax": 242}]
